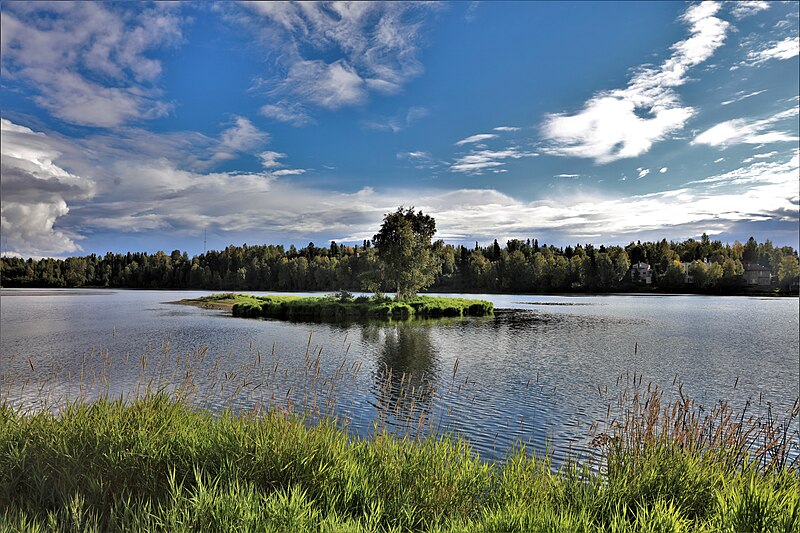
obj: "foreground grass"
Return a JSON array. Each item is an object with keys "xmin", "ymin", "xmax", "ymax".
[
  {"xmin": 1, "ymin": 394, "xmax": 797, "ymax": 532},
  {"xmin": 182, "ymin": 292, "xmax": 494, "ymax": 320}
]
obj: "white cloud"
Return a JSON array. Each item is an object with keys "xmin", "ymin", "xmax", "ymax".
[
  {"xmin": 362, "ymin": 106, "xmax": 429, "ymax": 133},
  {"xmin": 714, "ymin": 157, "xmax": 726, "ymax": 163},
  {"xmin": 541, "ymin": 2, "xmax": 729, "ymax": 163},
  {"xmin": 688, "ymin": 149, "xmax": 798, "ymax": 188},
  {"xmin": 280, "ymin": 59, "xmax": 368, "ymax": 110},
  {"xmin": 743, "ymin": 37, "xmax": 800, "ymax": 66},
  {"xmin": 455, "ymin": 134, "xmax": 499, "ymax": 146},
  {"xmin": 659, "ymin": 167, "xmax": 668, "ymax": 173},
  {"xmin": 449, "ymin": 148, "xmax": 537, "ymax": 174},
  {"xmin": 721, "ymin": 89, "xmax": 766, "ymax": 105},
  {"xmin": 399, "ymin": 151, "xmax": 432, "ymax": 160},
  {"xmin": 0, "ymin": 3, "xmax": 182, "ymax": 127},
  {"xmin": 637, "ymin": 168, "xmax": 651, "ymax": 179},
  {"xmin": 555, "ymin": 174, "xmax": 580, "ymax": 178},
  {"xmin": 256, "ymin": 150, "xmax": 305, "ymax": 176},
  {"xmin": 258, "ymin": 151, "xmax": 287, "ymax": 169},
  {"xmin": 1, "ymin": 119, "xmax": 96, "ymax": 256},
  {"xmin": 742, "ymin": 150, "xmax": 778, "ymax": 163},
  {"xmin": 729, "ymin": 1, "xmax": 770, "ymax": 19},
  {"xmin": 272, "ymin": 169, "xmax": 306, "ymax": 177},
  {"xmin": 397, "ymin": 151, "xmax": 437, "ymax": 169},
  {"xmin": 5, "ymin": 117, "xmax": 797, "ymax": 256},
  {"xmin": 493, "ymin": 126, "xmax": 521, "ymax": 132},
  {"xmin": 207, "ymin": 117, "xmax": 270, "ymax": 164},
  {"xmin": 239, "ymin": 2, "xmax": 434, "ymax": 113},
  {"xmin": 259, "ymin": 101, "xmax": 313, "ymax": 126},
  {"xmin": 693, "ymin": 107, "xmax": 799, "ymax": 147}
]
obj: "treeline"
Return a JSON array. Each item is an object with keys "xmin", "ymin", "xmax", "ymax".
[{"xmin": 1, "ymin": 235, "xmax": 799, "ymax": 294}]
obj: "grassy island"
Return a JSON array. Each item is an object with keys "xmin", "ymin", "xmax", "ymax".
[{"xmin": 179, "ymin": 293, "xmax": 494, "ymax": 321}]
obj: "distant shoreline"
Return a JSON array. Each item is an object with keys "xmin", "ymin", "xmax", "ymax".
[{"xmin": 1, "ymin": 287, "xmax": 796, "ymax": 298}]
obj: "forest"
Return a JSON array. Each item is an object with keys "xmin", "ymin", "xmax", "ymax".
[{"xmin": 2, "ymin": 234, "xmax": 799, "ymax": 294}]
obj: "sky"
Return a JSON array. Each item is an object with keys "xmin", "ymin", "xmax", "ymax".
[{"xmin": 1, "ymin": 1, "xmax": 798, "ymax": 258}]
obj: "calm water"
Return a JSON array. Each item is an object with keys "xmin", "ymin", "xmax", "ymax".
[{"xmin": 1, "ymin": 289, "xmax": 798, "ymax": 465}]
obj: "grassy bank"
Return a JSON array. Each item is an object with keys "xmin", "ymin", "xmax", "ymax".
[
  {"xmin": 180, "ymin": 293, "xmax": 494, "ymax": 320},
  {"xmin": 2, "ymin": 391, "xmax": 798, "ymax": 532}
]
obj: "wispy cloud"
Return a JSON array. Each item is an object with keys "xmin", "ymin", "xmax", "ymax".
[
  {"xmin": 693, "ymin": 107, "xmax": 799, "ymax": 147},
  {"xmin": 493, "ymin": 126, "xmax": 521, "ymax": 132},
  {"xmin": 465, "ymin": 1, "xmax": 480, "ymax": 22},
  {"xmin": 272, "ymin": 169, "xmax": 306, "ymax": 177},
  {"xmin": 742, "ymin": 37, "xmax": 800, "ymax": 66},
  {"xmin": 742, "ymin": 151, "xmax": 778, "ymax": 163},
  {"xmin": 688, "ymin": 149, "xmax": 798, "ymax": 188},
  {"xmin": 449, "ymin": 148, "xmax": 537, "ymax": 174},
  {"xmin": 728, "ymin": 1, "xmax": 770, "ymax": 20},
  {"xmin": 721, "ymin": 89, "xmax": 767, "ymax": 106},
  {"xmin": 659, "ymin": 167, "xmax": 668, "ymax": 174},
  {"xmin": 259, "ymin": 101, "xmax": 313, "ymax": 126},
  {"xmin": 554, "ymin": 173, "xmax": 579, "ymax": 179},
  {"xmin": 637, "ymin": 168, "xmax": 651, "ymax": 179},
  {"xmin": 238, "ymin": 2, "xmax": 435, "ymax": 113},
  {"xmin": 397, "ymin": 150, "xmax": 438, "ymax": 169},
  {"xmin": 541, "ymin": 2, "xmax": 728, "ymax": 163},
  {"xmin": 455, "ymin": 133, "xmax": 498, "ymax": 146},
  {"xmin": 362, "ymin": 106, "xmax": 429, "ymax": 133},
  {"xmin": 0, "ymin": 3, "xmax": 183, "ymax": 127},
  {"xmin": 211, "ymin": 117, "xmax": 270, "ymax": 164}
]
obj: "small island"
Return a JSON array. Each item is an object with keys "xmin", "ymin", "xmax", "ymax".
[
  {"xmin": 179, "ymin": 292, "xmax": 494, "ymax": 320},
  {"xmin": 178, "ymin": 208, "xmax": 493, "ymax": 320}
]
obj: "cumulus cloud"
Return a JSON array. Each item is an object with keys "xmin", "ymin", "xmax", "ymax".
[
  {"xmin": 238, "ymin": 2, "xmax": 435, "ymax": 115},
  {"xmin": 455, "ymin": 134, "xmax": 499, "ymax": 146},
  {"xmin": 0, "ymin": 3, "xmax": 182, "ymax": 127},
  {"xmin": 449, "ymin": 148, "xmax": 538, "ymax": 174},
  {"xmin": 693, "ymin": 107, "xmax": 799, "ymax": 147},
  {"xmin": 1, "ymin": 119, "xmax": 96, "ymax": 256},
  {"xmin": 541, "ymin": 2, "xmax": 729, "ymax": 163},
  {"xmin": 4, "ymin": 117, "xmax": 797, "ymax": 255}
]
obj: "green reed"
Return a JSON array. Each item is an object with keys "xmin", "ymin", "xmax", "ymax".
[{"xmin": 1, "ymin": 337, "xmax": 798, "ymax": 532}]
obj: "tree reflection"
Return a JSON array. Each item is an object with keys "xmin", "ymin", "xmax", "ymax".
[{"xmin": 361, "ymin": 321, "xmax": 440, "ymax": 434}]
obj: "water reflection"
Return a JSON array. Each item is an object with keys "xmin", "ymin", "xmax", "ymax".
[
  {"xmin": 2, "ymin": 290, "xmax": 798, "ymax": 467},
  {"xmin": 360, "ymin": 321, "xmax": 440, "ymax": 433}
]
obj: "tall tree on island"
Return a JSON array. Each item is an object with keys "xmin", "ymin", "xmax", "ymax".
[{"xmin": 372, "ymin": 207, "xmax": 441, "ymax": 300}]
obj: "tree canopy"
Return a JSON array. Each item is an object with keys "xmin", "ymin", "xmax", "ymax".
[{"xmin": 372, "ymin": 207, "xmax": 440, "ymax": 300}]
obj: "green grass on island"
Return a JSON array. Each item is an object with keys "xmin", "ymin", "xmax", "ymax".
[
  {"xmin": 180, "ymin": 292, "xmax": 494, "ymax": 320},
  {"xmin": 2, "ymin": 391, "xmax": 798, "ymax": 532}
]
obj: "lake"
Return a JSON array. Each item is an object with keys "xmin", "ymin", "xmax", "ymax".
[{"xmin": 1, "ymin": 289, "xmax": 798, "ymax": 465}]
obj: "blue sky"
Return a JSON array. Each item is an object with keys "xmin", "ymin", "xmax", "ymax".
[{"xmin": 1, "ymin": 1, "xmax": 798, "ymax": 258}]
